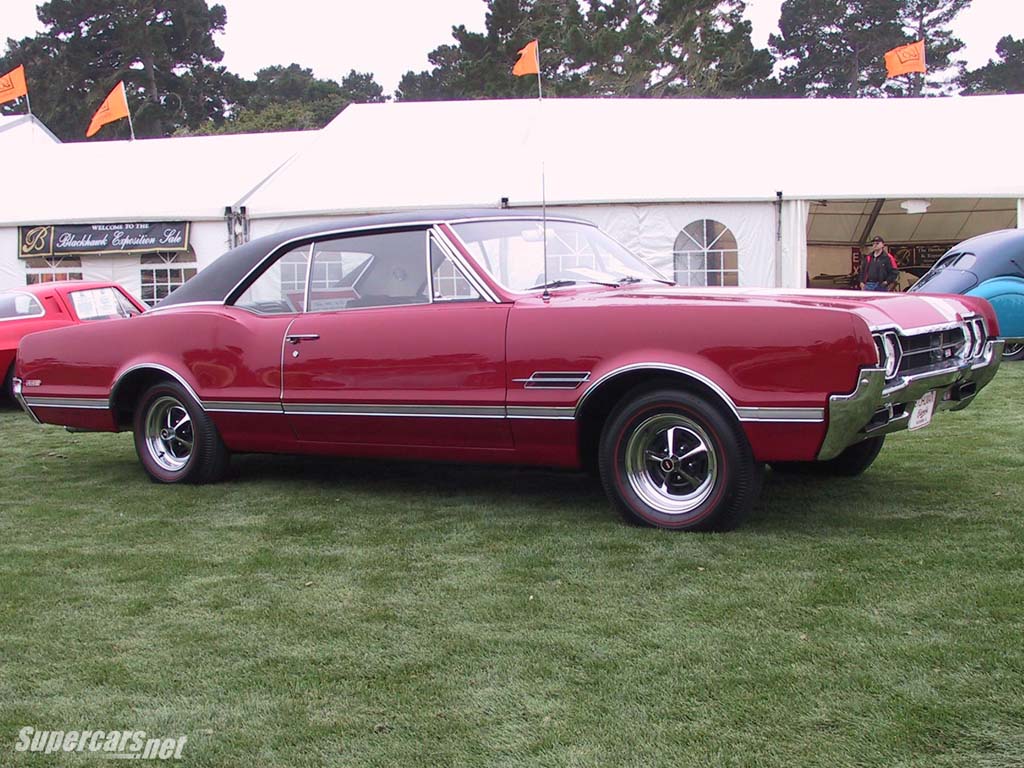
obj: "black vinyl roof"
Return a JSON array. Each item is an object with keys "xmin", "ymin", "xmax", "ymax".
[{"xmin": 155, "ymin": 208, "xmax": 586, "ymax": 308}]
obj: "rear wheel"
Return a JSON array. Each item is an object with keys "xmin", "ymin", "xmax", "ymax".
[
  {"xmin": 2, "ymin": 363, "xmax": 13, "ymax": 402},
  {"xmin": 1003, "ymin": 342, "xmax": 1024, "ymax": 362},
  {"xmin": 133, "ymin": 381, "xmax": 229, "ymax": 484},
  {"xmin": 771, "ymin": 435, "xmax": 885, "ymax": 477},
  {"xmin": 598, "ymin": 388, "xmax": 759, "ymax": 531}
]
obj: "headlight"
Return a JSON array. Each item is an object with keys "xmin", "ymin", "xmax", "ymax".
[
  {"xmin": 971, "ymin": 317, "xmax": 986, "ymax": 357},
  {"xmin": 872, "ymin": 330, "xmax": 902, "ymax": 379},
  {"xmin": 882, "ymin": 332, "xmax": 901, "ymax": 378}
]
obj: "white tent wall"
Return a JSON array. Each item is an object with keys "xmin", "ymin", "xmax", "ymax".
[
  {"xmin": 554, "ymin": 203, "xmax": 778, "ymax": 287},
  {"xmin": 780, "ymin": 200, "xmax": 809, "ymax": 288}
]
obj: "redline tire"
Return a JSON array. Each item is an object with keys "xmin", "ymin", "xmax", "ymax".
[
  {"xmin": 598, "ymin": 388, "xmax": 759, "ymax": 531},
  {"xmin": 133, "ymin": 381, "xmax": 229, "ymax": 484}
]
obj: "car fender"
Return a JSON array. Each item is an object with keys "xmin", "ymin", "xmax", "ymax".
[{"xmin": 967, "ymin": 277, "xmax": 1024, "ymax": 340}]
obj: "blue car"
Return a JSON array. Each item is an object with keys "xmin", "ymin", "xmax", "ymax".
[{"xmin": 910, "ymin": 229, "xmax": 1024, "ymax": 361}]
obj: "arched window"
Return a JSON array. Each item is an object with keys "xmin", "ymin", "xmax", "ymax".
[{"xmin": 673, "ymin": 220, "xmax": 739, "ymax": 287}]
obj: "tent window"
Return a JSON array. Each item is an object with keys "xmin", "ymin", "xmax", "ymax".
[
  {"xmin": 25, "ymin": 256, "xmax": 83, "ymax": 285},
  {"xmin": 140, "ymin": 250, "xmax": 197, "ymax": 307},
  {"xmin": 674, "ymin": 220, "xmax": 739, "ymax": 287}
]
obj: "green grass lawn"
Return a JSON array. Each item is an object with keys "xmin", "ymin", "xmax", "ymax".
[{"xmin": 1, "ymin": 367, "xmax": 1023, "ymax": 767}]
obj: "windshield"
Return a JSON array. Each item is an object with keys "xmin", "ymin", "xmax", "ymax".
[
  {"xmin": 0, "ymin": 292, "xmax": 45, "ymax": 321},
  {"xmin": 450, "ymin": 219, "xmax": 669, "ymax": 292}
]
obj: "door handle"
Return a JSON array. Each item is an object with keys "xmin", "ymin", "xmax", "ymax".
[{"xmin": 286, "ymin": 333, "xmax": 320, "ymax": 344}]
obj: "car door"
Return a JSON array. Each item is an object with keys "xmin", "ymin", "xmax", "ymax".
[{"xmin": 279, "ymin": 228, "xmax": 512, "ymax": 450}]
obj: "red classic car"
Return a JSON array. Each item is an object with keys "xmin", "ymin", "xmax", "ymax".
[
  {"xmin": 13, "ymin": 211, "xmax": 1003, "ymax": 530},
  {"xmin": 2, "ymin": 281, "xmax": 144, "ymax": 399}
]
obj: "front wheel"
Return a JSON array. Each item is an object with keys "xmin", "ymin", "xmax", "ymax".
[
  {"xmin": 598, "ymin": 388, "xmax": 760, "ymax": 531},
  {"xmin": 133, "ymin": 381, "xmax": 229, "ymax": 484},
  {"xmin": 1003, "ymin": 342, "xmax": 1024, "ymax": 362}
]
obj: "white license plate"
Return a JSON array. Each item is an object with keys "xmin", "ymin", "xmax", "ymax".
[{"xmin": 908, "ymin": 390, "xmax": 937, "ymax": 431}]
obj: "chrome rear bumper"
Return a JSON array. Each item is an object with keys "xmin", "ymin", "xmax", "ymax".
[
  {"xmin": 11, "ymin": 377, "xmax": 42, "ymax": 425},
  {"xmin": 818, "ymin": 340, "xmax": 1003, "ymax": 460}
]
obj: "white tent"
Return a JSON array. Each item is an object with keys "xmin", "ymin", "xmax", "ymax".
[
  {"xmin": 0, "ymin": 114, "xmax": 60, "ymax": 148},
  {"xmin": 241, "ymin": 96, "xmax": 1024, "ymax": 288},
  {"xmin": 1, "ymin": 131, "xmax": 314, "ymax": 226},
  {"xmin": 0, "ymin": 130, "xmax": 315, "ymax": 297}
]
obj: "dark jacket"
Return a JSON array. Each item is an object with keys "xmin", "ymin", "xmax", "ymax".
[{"xmin": 860, "ymin": 249, "xmax": 899, "ymax": 286}]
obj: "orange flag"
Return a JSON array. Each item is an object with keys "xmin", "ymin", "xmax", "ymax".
[
  {"xmin": 0, "ymin": 65, "xmax": 28, "ymax": 106},
  {"xmin": 512, "ymin": 40, "xmax": 540, "ymax": 77},
  {"xmin": 86, "ymin": 81, "xmax": 130, "ymax": 137},
  {"xmin": 885, "ymin": 40, "xmax": 926, "ymax": 78}
]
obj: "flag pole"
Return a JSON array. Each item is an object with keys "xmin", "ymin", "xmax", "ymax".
[
  {"xmin": 536, "ymin": 46, "xmax": 550, "ymax": 301},
  {"xmin": 122, "ymin": 81, "xmax": 136, "ymax": 141}
]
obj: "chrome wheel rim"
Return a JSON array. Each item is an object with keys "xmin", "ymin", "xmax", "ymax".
[
  {"xmin": 624, "ymin": 413, "xmax": 718, "ymax": 515},
  {"xmin": 144, "ymin": 396, "xmax": 194, "ymax": 473},
  {"xmin": 1004, "ymin": 342, "xmax": 1023, "ymax": 358}
]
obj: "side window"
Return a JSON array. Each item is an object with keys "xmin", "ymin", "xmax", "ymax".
[
  {"xmin": 431, "ymin": 239, "xmax": 481, "ymax": 302},
  {"xmin": 308, "ymin": 230, "xmax": 428, "ymax": 312},
  {"xmin": 68, "ymin": 287, "xmax": 140, "ymax": 320},
  {"xmin": 235, "ymin": 244, "xmax": 311, "ymax": 315}
]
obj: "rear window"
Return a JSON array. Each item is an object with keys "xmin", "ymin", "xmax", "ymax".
[
  {"xmin": 68, "ymin": 287, "xmax": 141, "ymax": 321},
  {"xmin": 0, "ymin": 292, "xmax": 45, "ymax": 321}
]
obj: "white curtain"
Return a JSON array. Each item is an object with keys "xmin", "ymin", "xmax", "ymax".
[{"xmin": 780, "ymin": 199, "xmax": 810, "ymax": 289}]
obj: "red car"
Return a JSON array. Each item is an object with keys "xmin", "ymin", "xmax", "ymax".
[
  {"xmin": 2, "ymin": 281, "xmax": 144, "ymax": 398},
  {"xmin": 13, "ymin": 211, "xmax": 1003, "ymax": 531}
]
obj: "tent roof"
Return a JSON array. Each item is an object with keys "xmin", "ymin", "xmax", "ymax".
[
  {"xmin": 0, "ymin": 114, "xmax": 61, "ymax": 146},
  {"xmin": 0, "ymin": 130, "xmax": 314, "ymax": 226},
  {"xmin": 242, "ymin": 95, "xmax": 1024, "ymax": 219}
]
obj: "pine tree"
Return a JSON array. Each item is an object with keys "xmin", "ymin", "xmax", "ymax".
[
  {"xmin": 396, "ymin": 0, "xmax": 771, "ymax": 101},
  {"xmin": 960, "ymin": 35, "xmax": 1024, "ymax": 95},
  {"xmin": 770, "ymin": 0, "xmax": 905, "ymax": 97},
  {"xmin": 891, "ymin": 0, "xmax": 969, "ymax": 96}
]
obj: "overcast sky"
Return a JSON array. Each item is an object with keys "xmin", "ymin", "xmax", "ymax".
[{"xmin": 5, "ymin": 0, "xmax": 1023, "ymax": 93}]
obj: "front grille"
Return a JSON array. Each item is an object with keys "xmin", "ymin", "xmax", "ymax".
[{"xmin": 898, "ymin": 328, "xmax": 967, "ymax": 376}]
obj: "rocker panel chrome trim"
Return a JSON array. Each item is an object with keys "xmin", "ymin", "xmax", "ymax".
[{"xmin": 22, "ymin": 396, "xmax": 110, "ymax": 410}]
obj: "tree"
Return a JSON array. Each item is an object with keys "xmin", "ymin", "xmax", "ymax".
[
  {"xmin": 396, "ymin": 0, "xmax": 771, "ymax": 101},
  {"xmin": 770, "ymin": 0, "xmax": 968, "ymax": 97},
  {"xmin": 960, "ymin": 35, "xmax": 1024, "ymax": 94},
  {"xmin": 770, "ymin": 0, "xmax": 906, "ymax": 97},
  {"xmin": 181, "ymin": 65, "xmax": 386, "ymax": 135},
  {"xmin": 892, "ymin": 0, "xmax": 969, "ymax": 96},
  {"xmin": 0, "ymin": 0, "xmax": 233, "ymax": 140}
]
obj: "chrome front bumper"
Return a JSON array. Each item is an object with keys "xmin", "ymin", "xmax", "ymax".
[{"xmin": 818, "ymin": 340, "xmax": 1003, "ymax": 460}]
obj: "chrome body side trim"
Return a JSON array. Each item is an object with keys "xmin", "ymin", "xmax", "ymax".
[
  {"xmin": 22, "ymin": 396, "xmax": 110, "ymax": 410},
  {"xmin": 576, "ymin": 363, "xmax": 742, "ymax": 419},
  {"xmin": 430, "ymin": 227, "xmax": 501, "ymax": 303},
  {"xmin": 506, "ymin": 406, "xmax": 576, "ymax": 420},
  {"xmin": 12, "ymin": 377, "xmax": 41, "ymax": 424},
  {"xmin": 205, "ymin": 401, "xmax": 284, "ymax": 414},
  {"xmin": 109, "ymin": 363, "xmax": 204, "ymax": 409},
  {"xmin": 142, "ymin": 300, "xmax": 221, "ymax": 315},
  {"xmin": 735, "ymin": 407, "xmax": 825, "ymax": 423},
  {"xmin": 513, "ymin": 371, "xmax": 591, "ymax": 389},
  {"xmin": 282, "ymin": 403, "xmax": 508, "ymax": 419},
  {"xmin": 817, "ymin": 340, "xmax": 1003, "ymax": 460}
]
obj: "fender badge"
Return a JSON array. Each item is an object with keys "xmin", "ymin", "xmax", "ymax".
[{"xmin": 24, "ymin": 380, "xmax": 42, "ymax": 387}]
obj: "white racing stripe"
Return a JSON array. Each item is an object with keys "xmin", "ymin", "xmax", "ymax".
[{"xmin": 918, "ymin": 295, "xmax": 961, "ymax": 323}]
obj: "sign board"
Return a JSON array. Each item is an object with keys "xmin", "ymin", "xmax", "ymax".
[{"xmin": 19, "ymin": 222, "xmax": 190, "ymax": 258}]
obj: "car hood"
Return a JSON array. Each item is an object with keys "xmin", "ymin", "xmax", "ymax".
[{"xmin": 568, "ymin": 286, "xmax": 990, "ymax": 332}]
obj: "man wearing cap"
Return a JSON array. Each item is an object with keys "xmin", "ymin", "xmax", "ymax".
[{"xmin": 857, "ymin": 236, "xmax": 899, "ymax": 291}]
